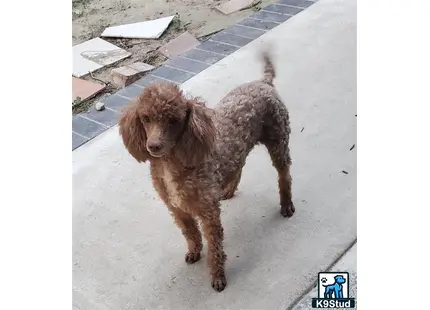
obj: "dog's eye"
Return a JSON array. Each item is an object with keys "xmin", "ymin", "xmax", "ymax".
[{"xmin": 142, "ymin": 116, "xmax": 150, "ymax": 123}]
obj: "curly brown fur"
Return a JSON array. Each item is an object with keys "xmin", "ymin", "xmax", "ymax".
[
  {"xmin": 119, "ymin": 52, "xmax": 294, "ymax": 292},
  {"xmin": 262, "ymin": 51, "xmax": 276, "ymax": 85}
]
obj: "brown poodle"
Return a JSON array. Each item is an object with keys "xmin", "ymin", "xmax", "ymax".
[{"xmin": 119, "ymin": 52, "xmax": 294, "ymax": 292}]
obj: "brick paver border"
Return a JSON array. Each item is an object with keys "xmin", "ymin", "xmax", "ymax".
[{"xmin": 73, "ymin": 0, "xmax": 317, "ymax": 150}]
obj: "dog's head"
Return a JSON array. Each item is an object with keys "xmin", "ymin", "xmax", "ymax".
[
  {"xmin": 119, "ymin": 82, "xmax": 216, "ymax": 166},
  {"xmin": 334, "ymin": 275, "xmax": 346, "ymax": 284}
]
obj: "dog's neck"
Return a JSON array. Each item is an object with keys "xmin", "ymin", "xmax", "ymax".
[{"xmin": 149, "ymin": 155, "xmax": 196, "ymax": 172}]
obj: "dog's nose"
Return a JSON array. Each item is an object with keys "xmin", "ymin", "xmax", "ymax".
[{"xmin": 147, "ymin": 143, "xmax": 163, "ymax": 153}]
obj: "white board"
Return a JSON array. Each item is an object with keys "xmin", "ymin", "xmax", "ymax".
[{"xmin": 101, "ymin": 16, "xmax": 175, "ymax": 39}]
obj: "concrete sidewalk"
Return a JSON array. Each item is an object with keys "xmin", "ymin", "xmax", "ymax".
[{"xmin": 73, "ymin": 0, "xmax": 357, "ymax": 309}]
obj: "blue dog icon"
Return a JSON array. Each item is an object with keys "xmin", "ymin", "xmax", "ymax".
[{"xmin": 323, "ymin": 275, "xmax": 346, "ymax": 298}]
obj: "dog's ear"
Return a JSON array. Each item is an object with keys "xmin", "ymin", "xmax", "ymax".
[
  {"xmin": 176, "ymin": 100, "xmax": 216, "ymax": 166},
  {"xmin": 119, "ymin": 104, "xmax": 149, "ymax": 163}
]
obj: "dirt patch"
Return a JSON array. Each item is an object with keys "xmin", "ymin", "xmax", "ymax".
[{"xmin": 72, "ymin": 0, "xmax": 277, "ymax": 114}]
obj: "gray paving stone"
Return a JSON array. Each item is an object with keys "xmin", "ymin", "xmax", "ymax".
[
  {"xmin": 116, "ymin": 84, "xmax": 144, "ymax": 100},
  {"xmin": 223, "ymin": 24, "xmax": 266, "ymax": 39},
  {"xmin": 72, "ymin": 115, "xmax": 107, "ymax": 139},
  {"xmin": 102, "ymin": 94, "xmax": 132, "ymax": 112},
  {"xmin": 252, "ymin": 10, "xmax": 292, "ymax": 23},
  {"xmin": 210, "ymin": 32, "xmax": 253, "ymax": 47},
  {"xmin": 264, "ymin": 3, "xmax": 303, "ymax": 15},
  {"xmin": 72, "ymin": 133, "xmax": 88, "ymax": 150},
  {"xmin": 182, "ymin": 48, "xmax": 225, "ymax": 64},
  {"xmin": 135, "ymin": 75, "xmax": 178, "ymax": 87},
  {"xmin": 150, "ymin": 66, "xmax": 195, "ymax": 83},
  {"xmin": 82, "ymin": 106, "xmax": 119, "ymax": 128},
  {"xmin": 238, "ymin": 18, "xmax": 280, "ymax": 30},
  {"xmin": 166, "ymin": 57, "xmax": 210, "ymax": 74},
  {"xmin": 197, "ymin": 40, "xmax": 239, "ymax": 56},
  {"xmin": 278, "ymin": 0, "xmax": 315, "ymax": 8}
]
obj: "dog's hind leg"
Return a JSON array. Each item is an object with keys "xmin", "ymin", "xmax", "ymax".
[
  {"xmin": 262, "ymin": 103, "xmax": 295, "ymax": 217},
  {"xmin": 221, "ymin": 168, "xmax": 242, "ymax": 200},
  {"xmin": 278, "ymin": 162, "xmax": 294, "ymax": 217}
]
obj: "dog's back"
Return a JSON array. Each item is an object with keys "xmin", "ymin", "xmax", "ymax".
[{"xmin": 213, "ymin": 52, "xmax": 281, "ymax": 145}]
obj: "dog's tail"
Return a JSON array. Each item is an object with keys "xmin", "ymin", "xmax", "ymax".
[{"xmin": 261, "ymin": 51, "xmax": 276, "ymax": 85}]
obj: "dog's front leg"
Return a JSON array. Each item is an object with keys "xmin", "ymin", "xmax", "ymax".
[
  {"xmin": 168, "ymin": 206, "xmax": 203, "ymax": 264},
  {"xmin": 335, "ymin": 288, "xmax": 343, "ymax": 299},
  {"xmin": 199, "ymin": 206, "xmax": 227, "ymax": 292},
  {"xmin": 153, "ymin": 175, "xmax": 203, "ymax": 263}
]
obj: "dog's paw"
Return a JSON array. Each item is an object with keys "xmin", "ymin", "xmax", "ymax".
[
  {"xmin": 221, "ymin": 188, "xmax": 236, "ymax": 200},
  {"xmin": 280, "ymin": 202, "xmax": 295, "ymax": 218},
  {"xmin": 221, "ymin": 192, "xmax": 234, "ymax": 200},
  {"xmin": 211, "ymin": 274, "xmax": 227, "ymax": 292},
  {"xmin": 185, "ymin": 251, "xmax": 201, "ymax": 264}
]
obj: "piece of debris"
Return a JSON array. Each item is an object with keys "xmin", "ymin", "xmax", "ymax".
[
  {"xmin": 216, "ymin": 0, "xmax": 261, "ymax": 15},
  {"xmin": 197, "ymin": 25, "xmax": 225, "ymax": 41},
  {"xmin": 101, "ymin": 16, "xmax": 175, "ymax": 39},
  {"xmin": 349, "ymin": 144, "xmax": 355, "ymax": 151},
  {"xmin": 73, "ymin": 97, "xmax": 82, "ymax": 106},
  {"xmin": 300, "ymin": 127, "xmax": 304, "ymax": 132},
  {"xmin": 236, "ymin": 255, "xmax": 240, "ymax": 258},
  {"xmin": 342, "ymin": 170, "xmax": 348, "ymax": 174},
  {"xmin": 72, "ymin": 77, "xmax": 106, "ymax": 105},
  {"xmin": 73, "ymin": 38, "xmax": 131, "ymax": 77},
  {"xmin": 251, "ymin": 4, "xmax": 261, "ymax": 12},
  {"xmin": 129, "ymin": 62, "xmax": 156, "ymax": 72},
  {"xmin": 95, "ymin": 101, "xmax": 105, "ymax": 111},
  {"xmin": 111, "ymin": 62, "xmax": 155, "ymax": 87},
  {"xmin": 160, "ymin": 31, "xmax": 200, "ymax": 58}
]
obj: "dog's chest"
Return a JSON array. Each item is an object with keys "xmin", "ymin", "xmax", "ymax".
[{"xmin": 162, "ymin": 166, "xmax": 183, "ymax": 209}]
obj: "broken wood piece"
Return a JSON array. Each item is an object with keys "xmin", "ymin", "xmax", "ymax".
[
  {"xmin": 216, "ymin": 0, "xmax": 261, "ymax": 15},
  {"xmin": 160, "ymin": 32, "xmax": 200, "ymax": 58},
  {"xmin": 111, "ymin": 62, "xmax": 155, "ymax": 87}
]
